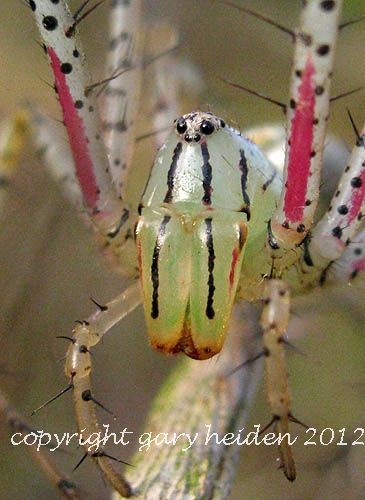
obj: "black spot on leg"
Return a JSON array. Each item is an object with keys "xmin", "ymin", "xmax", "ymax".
[
  {"xmin": 42, "ymin": 16, "xmax": 58, "ymax": 31},
  {"xmin": 28, "ymin": 0, "xmax": 36, "ymax": 11},
  {"xmin": 61, "ymin": 63, "xmax": 73, "ymax": 74},
  {"xmin": 81, "ymin": 390, "xmax": 92, "ymax": 401},
  {"xmin": 337, "ymin": 205, "xmax": 348, "ymax": 215},
  {"xmin": 79, "ymin": 345, "xmax": 88, "ymax": 353},
  {"xmin": 315, "ymin": 86, "xmax": 324, "ymax": 95},
  {"xmin": 354, "ymin": 248, "xmax": 362, "ymax": 256},
  {"xmin": 332, "ymin": 226, "xmax": 343, "ymax": 239},
  {"xmin": 74, "ymin": 100, "xmax": 83, "ymax": 109},
  {"xmin": 317, "ymin": 44, "xmax": 330, "ymax": 56},
  {"xmin": 73, "ymin": 49, "xmax": 80, "ymax": 57},
  {"xmin": 320, "ymin": 0, "xmax": 336, "ymax": 11},
  {"xmin": 295, "ymin": 69, "xmax": 302, "ymax": 78},
  {"xmin": 351, "ymin": 176, "xmax": 362, "ymax": 188}
]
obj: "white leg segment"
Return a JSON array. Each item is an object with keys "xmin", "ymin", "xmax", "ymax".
[
  {"xmin": 101, "ymin": 0, "xmax": 143, "ymax": 198},
  {"xmin": 309, "ymin": 124, "xmax": 365, "ymax": 267}
]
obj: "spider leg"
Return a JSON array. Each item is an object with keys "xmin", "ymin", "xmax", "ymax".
[
  {"xmin": 64, "ymin": 281, "xmax": 141, "ymax": 497},
  {"xmin": 30, "ymin": 0, "xmax": 129, "ymax": 233},
  {"xmin": 260, "ymin": 279, "xmax": 296, "ymax": 482},
  {"xmin": 0, "ymin": 388, "xmax": 81, "ymax": 499},
  {"xmin": 100, "ymin": 0, "xmax": 143, "ymax": 198},
  {"xmin": 308, "ymin": 122, "xmax": 365, "ymax": 268},
  {"xmin": 147, "ymin": 23, "xmax": 180, "ymax": 150},
  {"xmin": 0, "ymin": 105, "xmax": 90, "ymax": 224},
  {"xmin": 319, "ymin": 226, "xmax": 365, "ymax": 285},
  {"xmin": 28, "ymin": 1, "xmax": 142, "ymax": 276},
  {"xmin": 270, "ymin": 0, "xmax": 342, "ymax": 247},
  {"xmin": 29, "ymin": 109, "xmax": 84, "ymax": 212}
]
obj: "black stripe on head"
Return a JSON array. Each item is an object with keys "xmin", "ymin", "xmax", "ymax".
[
  {"xmin": 238, "ymin": 149, "xmax": 251, "ymax": 220},
  {"xmin": 164, "ymin": 142, "xmax": 182, "ymax": 203},
  {"xmin": 201, "ymin": 143, "xmax": 213, "ymax": 205},
  {"xmin": 262, "ymin": 170, "xmax": 277, "ymax": 192},
  {"xmin": 205, "ymin": 218, "xmax": 215, "ymax": 319},
  {"xmin": 150, "ymin": 216, "xmax": 171, "ymax": 319}
]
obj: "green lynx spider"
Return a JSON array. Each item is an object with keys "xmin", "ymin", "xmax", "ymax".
[{"xmin": 1, "ymin": 0, "xmax": 364, "ymax": 497}]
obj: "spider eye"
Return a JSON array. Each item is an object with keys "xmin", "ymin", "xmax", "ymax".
[
  {"xmin": 176, "ymin": 118, "xmax": 187, "ymax": 134},
  {"xmin": 200, "ymin": 120, "xmax": 215, "ymax": 135}
]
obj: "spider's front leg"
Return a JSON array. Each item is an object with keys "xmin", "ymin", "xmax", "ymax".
[
  {"xmin": 269, "ymin": 0, "xmax": 342, "ymax": 248},
  {"xmin": 30, "ymin": 0, "xmax": 138, "ymax": 254}
]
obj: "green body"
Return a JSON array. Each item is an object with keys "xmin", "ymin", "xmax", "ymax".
[{"xmin": 135, "ymin": 113, "xmax": 315, "ymax": 359}]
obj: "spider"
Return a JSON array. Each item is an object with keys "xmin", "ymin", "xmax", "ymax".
[{"xmin": 0, "ymin": 0, "xmax": 364, "ymax": 498}]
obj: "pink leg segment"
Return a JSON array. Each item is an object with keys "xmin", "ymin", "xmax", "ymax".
[
  {"xmin": 48, "ymin": 48, "xmax": 99, "ymax": 211},
  {"xmin": 283, "ymin": 57, "xmax": 315, "ymax": 223},
  {"xmin": 271, "ymin": 0, "xmax": 342, "ymax": 246},
  {"xmin": 31, "ymin": 0, "xmax": 123, "ymax": 221}
]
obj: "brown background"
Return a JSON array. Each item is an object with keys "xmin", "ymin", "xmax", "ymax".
[{"xmin": 0, "ymin": 1, "xmax": 364, "ymax": 499}]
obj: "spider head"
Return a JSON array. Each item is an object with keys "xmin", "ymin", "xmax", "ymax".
[{"xmin": 174, "ymin": 111, "xmax": 225, "ymax": 144}]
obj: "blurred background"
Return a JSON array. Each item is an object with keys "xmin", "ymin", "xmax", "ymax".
[{"xmin": 0, "ymin": 0, "xmax": 364, "ymax": 498}]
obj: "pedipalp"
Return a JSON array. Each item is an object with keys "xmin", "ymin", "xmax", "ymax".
[
  {"xmin": 260, "ymin": 279, "xmax": 297, "ymax": 482},
  {"xmin": 63, "ymin": 281, "xmax": 141, "ymax": 496}
]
